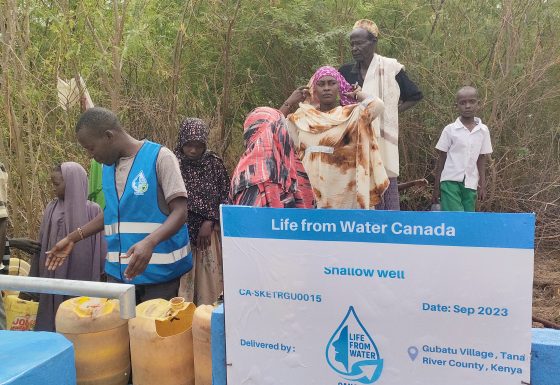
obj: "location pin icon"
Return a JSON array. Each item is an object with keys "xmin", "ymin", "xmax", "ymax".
[{"xmin": 408, "ymin": 346, "xmax": 419, "ymax": 361}]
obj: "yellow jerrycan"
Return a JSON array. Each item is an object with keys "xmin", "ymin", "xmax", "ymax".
[
  {"xmin": 192, "ymin": 305, "xmax": 215, "ymax": 385},
  {"xmin": 8, "ymin": 257, "xmax": 31, "ymax": 276},
  {"xmin": 129, "ymin": 297, "xmax": 196, "ymax": 385},
  {"xmin": 3, "ymin": 294, "xmax": 38, "ymax": 330},
  {"xmin": 3, "ymin": 258, "xmax": 37, "ymax": 330},
  {"xmin": 3, "ymin": 257, "xmax": 31, "ymax": 296},
  {"xmin": 55, "ymin": 297, "xmax": 131, "ymax": 385}
]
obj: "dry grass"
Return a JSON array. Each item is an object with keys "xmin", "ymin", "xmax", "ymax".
[{"xmin": 533, "ymin": 250, "xmax": 560, "ymax": 326}]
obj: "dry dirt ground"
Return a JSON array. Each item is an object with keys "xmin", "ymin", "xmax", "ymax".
[{"xmin": 533, "ymin": 249, "xmax": 560, "ymax": 327}]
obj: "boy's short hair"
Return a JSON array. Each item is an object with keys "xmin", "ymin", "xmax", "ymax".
[
  {"xmin": 456, "ymin": 86, "xmax": 478, "ymax": 100},
  {"xmin": 75, "ymin": 107, "xmax": 122, "ymax": 134}
]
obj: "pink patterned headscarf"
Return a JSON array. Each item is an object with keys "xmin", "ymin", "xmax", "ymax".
[{"xmin": 310, "ymin": 66, "xmax": 354, "ymax": 106}]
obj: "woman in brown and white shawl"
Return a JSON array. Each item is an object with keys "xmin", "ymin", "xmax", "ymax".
[{"xmin": 280, "ymin": 66, "xmax": 389, "ymax": 209}]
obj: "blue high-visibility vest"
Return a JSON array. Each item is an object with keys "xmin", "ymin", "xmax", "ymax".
[{"xmin": 102, "ymin": 140, "xmax": 192, "ymax": 284}]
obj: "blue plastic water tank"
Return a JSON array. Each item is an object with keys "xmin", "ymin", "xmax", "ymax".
[{"xmin": 0, "ymin": 330, "xmax": 76, "ymax": 385}]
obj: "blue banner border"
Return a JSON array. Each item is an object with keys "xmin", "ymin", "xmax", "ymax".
[{"xmin": 220, "ymin": 206, "xmax": 535, "ymax": 250}]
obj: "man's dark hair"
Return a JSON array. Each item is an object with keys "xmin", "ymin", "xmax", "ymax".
[{"xmin": 75, "ymin": 107, "xmax": 121, "ymax": 134}]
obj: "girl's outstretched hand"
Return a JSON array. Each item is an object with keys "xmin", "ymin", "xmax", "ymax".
[{"xmin": 46, "ymin": 237, "xmax": 74, "ymax": 270}]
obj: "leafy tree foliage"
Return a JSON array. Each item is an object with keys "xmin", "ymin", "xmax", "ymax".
[{"xmin": 1, "ymin": 0, "xmax": 559, "ymax": 244}]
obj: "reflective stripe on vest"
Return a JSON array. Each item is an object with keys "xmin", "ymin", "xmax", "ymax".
[
  {"xmin": 104, "ymin": 222, "xmax": 162, "ymax": 236},
  {"xmin": 107, "ymin": 243, "xmax": 192, "ymax": 265}
]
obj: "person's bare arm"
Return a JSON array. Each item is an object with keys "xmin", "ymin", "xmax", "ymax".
[
  {"xmin": 46, "ymin": 212, "xmax": 104, "ymax": 270},
  {"xmin": 123, "ymin": 196, "xmax": 188, "ymax": 280},
  {"xmin": 477, "ymin": 154, "xmax": 488, "ymax": 201},
  {"xmin": 9, "ymin": 238, "xmax": 40, "ymax": 255},
  {"xmin": 280, "ymin": 86, "xmax": 310, "ymax": 116},
  {"xmin": 432, "ymin": 150, "xmax": 447, "ymax": 203}
]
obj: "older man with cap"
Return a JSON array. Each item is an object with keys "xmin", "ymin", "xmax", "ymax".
[{"xmin": 339, "ymin": 19, "xmax": 423, "ymax": 210}]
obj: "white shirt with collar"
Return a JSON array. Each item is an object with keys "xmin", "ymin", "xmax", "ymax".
[{"xmin": 436, "ymin": 117, "xmax": 492, "ymax": 190}]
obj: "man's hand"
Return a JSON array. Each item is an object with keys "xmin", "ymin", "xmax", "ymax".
[
  {"xmin": 9, "ymin": 238, "xmax": 41, "ymax": 255},
  {"xmin": 196, "ymin": 220, "xmax": 214, "ymax": 250},
  {"xmin": 478, "ymin": 186, "xmax": 486, "ymax": 201},
  {"xmin": 46, "ymin": 237, "xmax": 75, "ymax": 270},
  {"xmin": 123, "ymin": 238, "xmax": 155, "ymax": 280}
]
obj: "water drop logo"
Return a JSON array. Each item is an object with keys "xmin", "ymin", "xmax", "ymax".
[
  {"xmin": 326, "ymin": 306, "xmax": 383, "ymax": 384},
  {"xmin": 132, "ymin": 171, "xmax": 149, "ymax": 195}
]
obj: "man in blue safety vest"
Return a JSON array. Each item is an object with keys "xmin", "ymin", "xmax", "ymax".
[{"xmin": 46, "ymin": 107, "xmax": 192, "ymax": 303}]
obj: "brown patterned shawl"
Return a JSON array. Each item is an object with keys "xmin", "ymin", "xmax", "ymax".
[{"xmin": 286, "ymin": 98, "xmax": 389, "ymax": 209}]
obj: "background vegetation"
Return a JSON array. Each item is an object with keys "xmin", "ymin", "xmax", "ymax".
[{"xmin": 1, "ymin": 0, "xmax": 559, "ymax": 249}]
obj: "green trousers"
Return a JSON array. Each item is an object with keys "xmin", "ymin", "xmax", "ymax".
[{"xmin": 440, "ymin": 181, "xmax": 477, "ymax": 212}]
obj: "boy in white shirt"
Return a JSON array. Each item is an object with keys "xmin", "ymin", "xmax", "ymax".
[{"xmin": 432, "ymin": 86, "xmax": 492, "ymax": 211}]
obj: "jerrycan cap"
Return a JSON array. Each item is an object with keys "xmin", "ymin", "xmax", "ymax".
[{"xmin": 169, "ymin": 297, "xmax": 185, "ymax": 311}]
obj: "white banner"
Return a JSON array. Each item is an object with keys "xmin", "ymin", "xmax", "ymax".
[{"xmin": 221, "ymin": 207, "xmax": 534, "ymax": 385}]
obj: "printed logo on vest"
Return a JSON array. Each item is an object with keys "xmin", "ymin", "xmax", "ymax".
[
  {"xmin": 131, "ymin": 171, "xmax": 149, "ymax": 195},
  {"xmin": 326, "ymin": 306, "xmax": 383, "ymax": 384}
]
